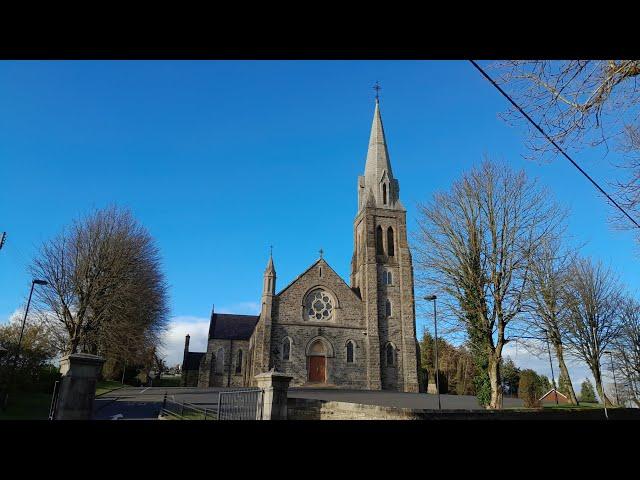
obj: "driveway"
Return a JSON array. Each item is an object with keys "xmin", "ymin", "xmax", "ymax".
[{"xmin": 93, "ymin": 386, "xmax": 522, "ymax": 419}]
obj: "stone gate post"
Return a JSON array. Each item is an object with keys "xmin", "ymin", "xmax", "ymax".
[
  {"xmin": 54, "ymin": 353, "xmax": 105, "ymax": 420},
  {"xmin": 255, "ymin": 370, "xmax": 292, "ymax": 420}
]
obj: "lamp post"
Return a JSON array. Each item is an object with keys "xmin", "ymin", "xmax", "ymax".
[
  {"xmin": 424, "ymin": 295, "xmax": 441, "ymax": 411},
  {"xmin": 13, "ymin": 280, "xmax": 49, "ymax": 371},
  {"xmin": 1, "ymin": 279, "xmax": 48, "ymax": 410},
  {"xmin": 604, "ymin": 351, "xmax": 619, "ymax": 406}
]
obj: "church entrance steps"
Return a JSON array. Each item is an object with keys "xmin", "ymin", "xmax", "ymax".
[{"xmin": 298, "ymin": 382, "xmax": 338, "ymax": 389}]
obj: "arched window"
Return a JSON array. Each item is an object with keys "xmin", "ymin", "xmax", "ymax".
[
  {"xmin": 236, "ymin": 349, "xmax": 243, "ymax": 374},
  {"xmin": 387, "ymin": 227, "xmax": 394, "ymax": 256},
  {"xmin": 215, "ymin": 348, "xmax": 224, "ymax": 374},
  {"xmin": 376, "ymin": 226, "xmax": 384, "ymax": 255},
  {"xmin": 385, "ymin": 299, "xmax": 392, "ymax": 317},
  {"xmin": 386, "ymin": 343, "xmax": 395, "ymax": 366},
  {"xmin": 346, "ymin": 341, "xmax": 355, "ymax": 363},
  {"xmin": 383, "ymin": 270, "xmax": 392, "ymax": 285},
  {"xmin": 383, "ymin": 183, "xmax": 387, "ymax": 205},
  {"xmin": 282, "ymin": 337, "xmax": 291, "ymax": 361}
]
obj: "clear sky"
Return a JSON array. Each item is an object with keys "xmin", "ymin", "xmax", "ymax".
[{"xmin": 1, "ymin": 61, "xmax": 637, "ymax": 391}]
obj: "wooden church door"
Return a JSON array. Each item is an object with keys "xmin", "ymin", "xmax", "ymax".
[{"xmin": 309, "ymin": 356, "xmax": 326, "ymax": 383}]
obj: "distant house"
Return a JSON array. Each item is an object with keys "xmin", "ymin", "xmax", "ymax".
[{"xmin": 539, "ymin": 388, "xmax": 571, "ymax": 404}]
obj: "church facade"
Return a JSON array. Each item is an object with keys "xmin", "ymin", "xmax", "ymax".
[{"xmin": 182, "ymin": 99, "xmax": 420, "ymax": 392}]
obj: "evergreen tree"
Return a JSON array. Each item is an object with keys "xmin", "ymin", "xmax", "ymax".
[
  {"xmin": 500, "ymin": 357, "xmax": 520, "ymax": 396},
  {"xmin": 558, "ymin": 370, "xmax": 573, "ymax": 398},
  {"xmin": 539, "ymin": 375, "xmax": 552, "ymax": 393},
  {"xmin": 580, "ymin": 379, "xmax": 597, "ymax": 403}
]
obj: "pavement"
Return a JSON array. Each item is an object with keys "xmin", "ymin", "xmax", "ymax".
[{"xmin": 93, "ymin": 386, "xmax": 523, "ymax": 420}]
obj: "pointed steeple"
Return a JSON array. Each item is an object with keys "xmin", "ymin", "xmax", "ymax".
[
  {"xmin": 263, "ymin": 248, "xmax": 276, "ymax": 297},
  {"xmin": 358, "ymin": 97, "xmax": 403, "ymax": 211},
  {"xmin": 364, "ymin": 98, "xmax": 394, "ymax": 184}
]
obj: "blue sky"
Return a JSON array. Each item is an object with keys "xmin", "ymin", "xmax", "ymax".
[{"xmin": 0, "ymin": 61, "xmax": 637, "ymax": 392}]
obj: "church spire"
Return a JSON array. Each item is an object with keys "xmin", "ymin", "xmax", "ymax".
[
  {"xmin": 358, "ymin": 94, "xmax": 402, "ymax": 211},
  {"xmin": 364, "ymin": 98, "xmax": 394, "ymax": 184},
  {"xmin": 263, "ymin": 248, "xmax": 276, "ymax": 297}
]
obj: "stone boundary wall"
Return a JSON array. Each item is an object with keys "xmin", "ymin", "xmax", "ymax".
[
  {"xmin": 287, "ymin": 398, "xmax": 421, "ymax": 420},
  {"xmin": 287, "ymin": 398, "xmax": 640, "ymax": 420}
]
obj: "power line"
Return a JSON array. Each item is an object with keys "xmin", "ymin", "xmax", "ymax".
[{"xmin": 469, "ymin": 60, "xmax": 640, "ymax": 230}]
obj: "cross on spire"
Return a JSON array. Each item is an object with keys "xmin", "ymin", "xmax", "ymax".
[
  {"xmin": 269, "ymin": 245, "xmax": 273, "ymax": 257},
  {"xmin": 319, "ymin": 248, "xmax": 324, "ymax": 259},
  {"xmin": 373, "ymin": 81, "xmax": 381, "ymax": 102}
]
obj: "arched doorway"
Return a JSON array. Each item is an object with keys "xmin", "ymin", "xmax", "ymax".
[{"xmin": 307, "ymin": 339, "xmax": 327, "ymax": 383}]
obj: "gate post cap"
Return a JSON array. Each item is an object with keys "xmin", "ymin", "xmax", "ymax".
[{"xmin": 59, "ymin": 353, "xmax": 105, "ymax": 377}]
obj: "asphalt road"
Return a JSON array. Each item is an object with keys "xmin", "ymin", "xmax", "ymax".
[{"xmin": 93, "ymin": 386, "xmax": 523, "ymax": 419}]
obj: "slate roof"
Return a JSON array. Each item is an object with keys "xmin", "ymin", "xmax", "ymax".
[{"xmin": 208, "ymin": 313, "xmax": 259, "ymax": 340}]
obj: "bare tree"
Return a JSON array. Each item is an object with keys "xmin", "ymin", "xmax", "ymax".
[
  {"xmin": 414, "ymin": 160, "xmax": 565, "ymax": 409},
  {"xmin": 562, "ymin": 257, "xmax": 624, "ymax": 406},
  {"xmin": 613, "ymin": 297, "xmax": 640, "ymax": 407},
  {"xmin": 28, "ymin": 206, "xmax": 169, "ymax": 365},
  {"xmin": 492, "ymin": 60, "xmax": 640, "ymax": 242},
  {"xmin": 523, "ymin": 236, "xmax": 579, "ymax": 404}
]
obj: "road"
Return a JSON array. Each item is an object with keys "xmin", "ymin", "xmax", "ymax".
[{"xmin": 93, "ymin": 386, "xmax": 523, "ymax": 419}]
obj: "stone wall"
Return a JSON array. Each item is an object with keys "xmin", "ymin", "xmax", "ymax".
[
  {"xmin": 287, "ymin": 398, "xmax": 640, "ymax": 420},
  {"xmin": 287, "ymin": 397, "xmax": 420, "ymax": 420},
  {"xmin": 202, "ymin": 338, "xmax": 250, "ymax": 387}
]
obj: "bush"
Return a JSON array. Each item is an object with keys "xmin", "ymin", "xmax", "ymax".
[
  {"xmin": 518, "ymin": 369, "xmax": 544, "ymax": 408},
  {"xmin": 1, "ymin": 364, "xmax": 61, "ymax": 394}
]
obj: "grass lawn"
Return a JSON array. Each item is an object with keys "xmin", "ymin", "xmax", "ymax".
[
  {"xmin": 95, "ymin": 380, "xmax": 125, "ymax": 396},
  {"xmin": 0, "ymin": 391, "xmax": 52, "ymax": 420},
  {"xmin": 152, "ymin": 376, "xmax": 181, "ymax": 387}
]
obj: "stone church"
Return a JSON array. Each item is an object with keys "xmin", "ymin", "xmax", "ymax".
[{"xmin": 182, "ymin": 98, "xmax": 420, "ymax": 392}]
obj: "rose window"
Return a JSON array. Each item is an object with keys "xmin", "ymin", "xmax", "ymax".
[{"xmin": 304, "ymin": 289, "xmax": 334, "ymax": 321}]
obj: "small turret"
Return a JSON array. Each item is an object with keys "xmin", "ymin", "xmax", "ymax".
[{"xmin": 262, "ymin": 249, "xmax": 276, "ymax": 299}]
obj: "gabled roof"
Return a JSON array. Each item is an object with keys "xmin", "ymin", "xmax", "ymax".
[
  {"xmin": 276, "ymin": 257, "xmax": 359, "ymax": 302},
  {"xmin": 538, "ymin": 388, "xmax": 569, "ymax": 401},
  {"xmin": 208, "ymin": 313, "xmax": 259, "ymax": 340}
]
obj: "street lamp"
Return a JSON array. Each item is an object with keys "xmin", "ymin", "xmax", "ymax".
[
  {"xmin": 1, "ymin": 279, "xmax": 48, "ymax": 410},
  {"xmin": 13, "ymin": 279, "xmax": 49, "ymax": 371},
  {"xmin": 603, "ymin": 351, "xmax": 619, "ymax": 407},
  {"xmin": 424, "ymin": 295, "xmax": 441, "ymax": 411}
]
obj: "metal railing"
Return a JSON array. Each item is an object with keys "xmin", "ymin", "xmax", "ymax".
[
  {"xmin": 217, "ymin": 388, "xmax": 263, "ymax": 420},
  {"xmin": 159, "ymin": 388, "xmax": 264, "ymax": 420},
  {"xmin": 161, "ymin": 394, "xmax": 217, "ymax": 420},
  {"xmin": 48, "ymin": 380, "xmax": 60, "ymax": 420}
]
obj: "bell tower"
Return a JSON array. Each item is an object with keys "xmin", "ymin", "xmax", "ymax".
[{"xmin": 350, "ymin": 96, "xmax": 419, "ymax": 392}]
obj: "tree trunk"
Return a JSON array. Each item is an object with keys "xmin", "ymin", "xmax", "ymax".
[
  {"xmin": 553, "ymin": 341, "xmax": 579, "ymax": 405},
  {"xmin": 592, "ymin": 367, "xmax": 613, "ymax": 407},
  {"xmin": 487, "ymin": 355, "xmax": 503, "ymax": 409}
]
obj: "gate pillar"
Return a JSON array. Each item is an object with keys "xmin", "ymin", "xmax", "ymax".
[
  {"xmin": 255, "ymin": 370, "xmax": 292, "ymax": 420},
  {"xmin": 54, "ymin": 353, "xmax": 105, "ymax": 420}
]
